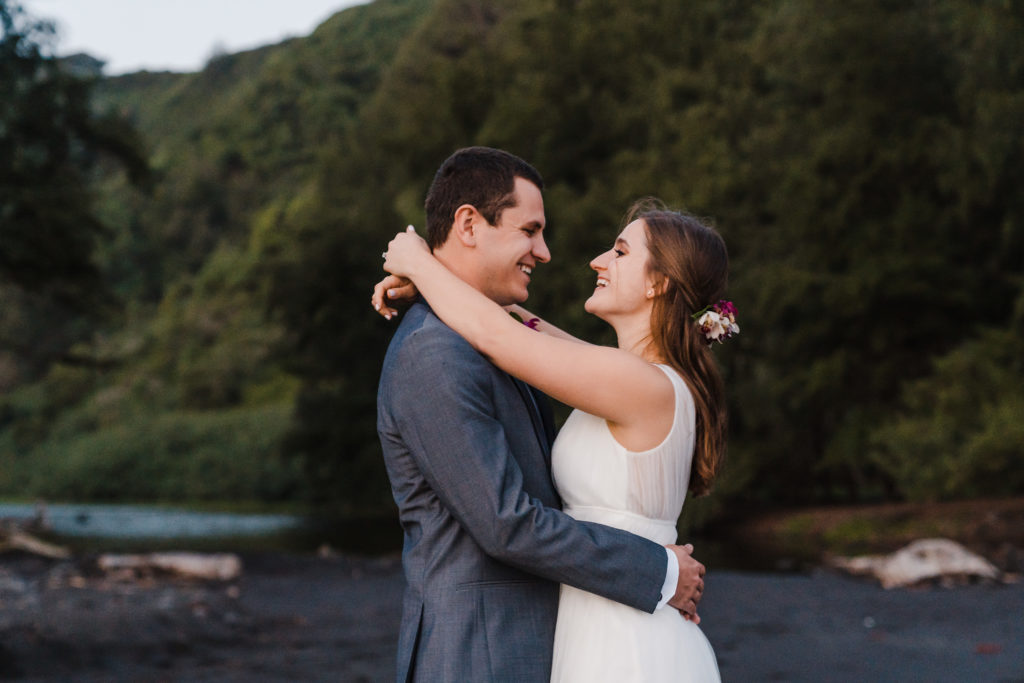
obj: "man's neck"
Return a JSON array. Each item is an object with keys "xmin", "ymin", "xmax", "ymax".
[{"xmin": 433, "ymin": 244, "xmax": 487, "ymax": 299}]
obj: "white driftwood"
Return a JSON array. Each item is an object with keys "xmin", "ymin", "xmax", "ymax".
[
  {"xmin": 0, "ymin": 525, "xmax": 71, "ymax": 559},
  {"xmin": 98, "ymin": 552, "xmax": 242, "ymax": 581},
  {"xmin": 831, "ymin": 538, "xmax": 1000, "ymax": 589}
]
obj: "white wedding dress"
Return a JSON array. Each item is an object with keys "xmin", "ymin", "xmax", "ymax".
[{"xmin": 549, "ymin": 365, "xmax": 721, "ymax": 682}]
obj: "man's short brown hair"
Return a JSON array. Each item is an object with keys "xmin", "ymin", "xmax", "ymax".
[{"xmin": 424, "ymin": 147, "xmax": 544, "ymax": 250}]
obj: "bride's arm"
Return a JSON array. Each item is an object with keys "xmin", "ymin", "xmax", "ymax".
[
  {"xmin": 502, "ymin": 305, "xmax": 585, "ymax": 344},
  {"xmin": 383, "ymin": 230, "xmax": 672, "ymax": 429},
  {"xmin": 372, "ymin": 270, "xmax": 585, "ymax": 344}
]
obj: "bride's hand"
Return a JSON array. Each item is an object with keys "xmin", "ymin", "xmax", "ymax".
[
  {"xmin": 371, "ymin": 274, "xmax": 417, "ymax": 320},
  {"xmin": 371, "ymin": 226, "xmax": 428, "ymax": 320},
  {"xmin": 382, "ymin": 225, "xmax": 430, "ymax": 279}
]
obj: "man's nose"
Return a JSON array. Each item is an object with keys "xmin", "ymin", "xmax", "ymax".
[{"xmin": 533, "ymin": 234, "xmax": 551, "ymax": 263}]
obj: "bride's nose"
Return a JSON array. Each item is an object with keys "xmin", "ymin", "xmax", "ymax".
[{"xmin": 590, "ymin": 250, "xmax": 610, "ymax": 271}]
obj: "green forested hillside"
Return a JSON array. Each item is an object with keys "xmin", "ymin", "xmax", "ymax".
[
  {"xmin": 0, "ymin": 0, "xmax": 433, "ymax": 509},
  {"xmin": 1, "ymin": 0, "xmax": 1021, "ymax": 521}
]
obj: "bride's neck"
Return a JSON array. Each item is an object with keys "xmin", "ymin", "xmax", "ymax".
[{"xmin": 614, "ymin": 319, "xmax": 663, "ymax": 364}]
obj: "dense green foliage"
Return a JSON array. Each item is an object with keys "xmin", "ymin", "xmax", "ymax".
[
  {"xmin": 0, "ymin": 1, "xmax": 146, "ymax": 384},
  {"xmin": 1, "ymin": 0, "xmax": 1020, "ymax": 516}
]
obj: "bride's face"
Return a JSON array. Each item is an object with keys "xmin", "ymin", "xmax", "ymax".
[{"xmin": 584, "ymin": 219, "xmax": 656, "ymax": 321}]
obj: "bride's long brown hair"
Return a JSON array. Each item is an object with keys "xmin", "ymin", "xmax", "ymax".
[{"xmin": 630, "ymin": 199, "xmax": 729, "ymax": 496}]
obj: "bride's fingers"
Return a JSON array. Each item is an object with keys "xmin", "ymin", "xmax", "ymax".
[
  {"xmin": 371, "ymin": 279, "xmax": 397, "ymax": 320},
  {"xmin": 372, "ymin": 227, "xmax": 424, "ymax": 320},
  {"xmin": 386, "ymin": 281, "xmax": 417, "ymax": 301},
  {"xmin": 372, "ymin": 273, "xmax": 417, "ymax": 320},
  {"xmin": 378, "ymin": 273, "xmax": 408, "ymax": 291}
]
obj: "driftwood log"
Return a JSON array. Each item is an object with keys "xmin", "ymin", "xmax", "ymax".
[
  {"xmin": 830, "ymin": 538, "xmax": 1001, "ymax": 588},
  {"xmin": 0, "ymin": 517, "xmax": 71, "ymax": 559},
  {"xmin": 97, "ymin": 552, "xmax": 243, "ymax": 581}
]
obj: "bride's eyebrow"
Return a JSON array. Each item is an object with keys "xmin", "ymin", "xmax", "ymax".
[{"xmin": 615, "ymin": 238, "xmax": 629, "ymax": 249}]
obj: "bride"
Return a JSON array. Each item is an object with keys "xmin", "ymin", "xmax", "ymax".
[{"xmin": 375, "ymin": 199, "xmax": 733, "ymax": 682}]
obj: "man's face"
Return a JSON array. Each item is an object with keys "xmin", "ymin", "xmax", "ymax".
[{"xmin": 474, "ymin": 177, "xmax": 550, "ymax": 305}]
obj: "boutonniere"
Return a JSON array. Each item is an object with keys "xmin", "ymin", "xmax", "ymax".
[{"xmin": 509, "ymin": 311, "xmax": 541, "ymax": 330}]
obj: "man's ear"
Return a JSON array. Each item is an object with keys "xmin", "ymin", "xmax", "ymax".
[{"xmin": 451, "ymin": 204, "xmax": 481, "ymax": 247}]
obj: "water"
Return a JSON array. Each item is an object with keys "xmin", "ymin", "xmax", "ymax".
[
  {"xmin": 0, "ymin": 502, "xmax": 402, "ymax": 555},
  {"xmin": 0, "ymin": 503, "xmax": 809, "ymax": 570},
  {"xmin": 0, "ymin": 502, "xmax": 301, "ymax": 539}
]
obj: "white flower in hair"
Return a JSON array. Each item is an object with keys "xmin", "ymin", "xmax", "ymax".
[{"xmin": 693, "ymin": 300, "xmax": 740, "ymax": 345}]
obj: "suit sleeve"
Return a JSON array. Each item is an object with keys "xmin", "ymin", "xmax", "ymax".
[{"xmin": 382, "ymin": 325, "xmax": 667, "ymax": 613}]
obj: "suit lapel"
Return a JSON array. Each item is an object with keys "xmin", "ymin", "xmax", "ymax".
[
  {"xmin": 532, "ymin": 388, "xmax": 556, "ymax": 467},
  {"xmin": 512, "ymin": 377, "xmax": 552, "ymax": 464}
]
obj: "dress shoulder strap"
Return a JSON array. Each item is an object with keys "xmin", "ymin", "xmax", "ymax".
[{"xmin": 653, "ymin": 364, "xmax": 695, "ymax": 418}]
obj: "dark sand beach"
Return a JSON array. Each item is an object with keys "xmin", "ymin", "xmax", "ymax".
[{"xmin": 1, "ymin": 548, "xmax": 1021, "ymax": 682}]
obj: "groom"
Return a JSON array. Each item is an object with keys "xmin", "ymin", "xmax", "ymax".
[{"xmin": 377, "ymin": 147, "xmax": 705, "ymax": 682}]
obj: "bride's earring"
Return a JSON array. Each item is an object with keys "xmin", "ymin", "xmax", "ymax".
[{"xmin": 647, "ymin": 288, "xmax": 654, "ymax": 298}]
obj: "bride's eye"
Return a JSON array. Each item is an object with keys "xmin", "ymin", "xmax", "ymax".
[{"xmin": 614, "ymin": 249, "xmax": 626, "ymax": 257}]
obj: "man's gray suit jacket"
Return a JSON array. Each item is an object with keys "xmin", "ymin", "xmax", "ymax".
[{"xmin": 377, "ymin": 302, "xmax": 667, "ymax": 683}]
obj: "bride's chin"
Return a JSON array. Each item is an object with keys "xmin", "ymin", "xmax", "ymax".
[{"xmin": 583, "ymin": 299, "xmax": 608, "ymax": 322}]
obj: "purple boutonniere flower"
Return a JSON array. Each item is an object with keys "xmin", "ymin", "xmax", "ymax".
[{"xmin": 509, "ymin": 311, "xmax": 541, "ymax": 330}]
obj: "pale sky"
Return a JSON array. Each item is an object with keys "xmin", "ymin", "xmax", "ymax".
[{"xmin": 23, "ymin": 0, "xmax": 367, "ymax": 75}]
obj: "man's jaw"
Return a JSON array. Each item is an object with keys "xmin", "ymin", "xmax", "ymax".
[{"xmin": 510, "ymin": 263, "xmax": 534, "ymax": 304}]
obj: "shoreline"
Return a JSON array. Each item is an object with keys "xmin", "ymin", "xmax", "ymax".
[
  {"xmin": 3, "ymin": 498, "xmax": 1022, "ymax": 680},
  {"xmin": 702, "ymin": 497, "xmax": 1024, "ymax": 572},
  {"xmin": 1, "ymin": 549, "xmax": 1021, "ymax": 682}
]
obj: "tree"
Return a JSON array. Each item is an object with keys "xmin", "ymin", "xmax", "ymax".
[
  {"xmin": 711, "ymin": 0, "xmax": 1024, "ymax": 503},
  {"xmin": 0, "ymin": 0, "xmax": 147, "ymax": 383}
]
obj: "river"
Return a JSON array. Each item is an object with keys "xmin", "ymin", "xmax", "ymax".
[{"xmin": 0, "ymin": 502, "xmax": 402, "ymax": 554}]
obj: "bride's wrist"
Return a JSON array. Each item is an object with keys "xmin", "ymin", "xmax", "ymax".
[{"xmin": 397, "ymin": 252, "xmax": 431, "ymax": 284}]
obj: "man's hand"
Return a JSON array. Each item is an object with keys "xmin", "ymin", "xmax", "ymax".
[{"xmin": 666, "ymin": 543, "xmax": 705, "ymax": 624}]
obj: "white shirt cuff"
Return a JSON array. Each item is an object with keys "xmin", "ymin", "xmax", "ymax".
[{"xmin": 655, "ymin": 547, "xmax": 679, "ymax": 611}]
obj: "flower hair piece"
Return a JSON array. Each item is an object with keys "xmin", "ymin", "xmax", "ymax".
[{"xmin": 692, "ymin": 300, "xmax": 740, "ymax": 345}]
